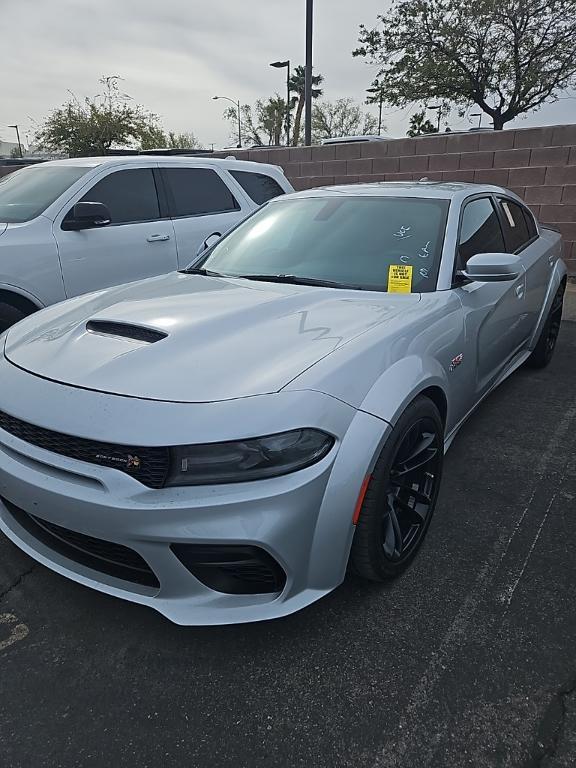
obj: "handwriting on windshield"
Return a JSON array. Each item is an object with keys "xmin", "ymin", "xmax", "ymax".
[
  {"xmin": 393, "ymin": 225, "xmax": 412, "ymax": 239},
  {"xmin": 418, "ymin": 241, "xmax": 431, "ymax": 259}
]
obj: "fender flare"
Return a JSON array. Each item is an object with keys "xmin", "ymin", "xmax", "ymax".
[
  {"xmin": 528, "ymin": 260, "xmax": 568, "ymax": 349},
  {"xmin": 358, "ymin": 354, "xmax": 450, "ymax": 429}
]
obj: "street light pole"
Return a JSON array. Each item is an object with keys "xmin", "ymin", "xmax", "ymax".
[
  {"xmin": 8, "ymin": 125, "xmax": 23, "ymax": 157},
  {"xmin": 366, "ymin": 82, "xmax": 385, "ymax": 136},
  {"xmin": 304, "ymin": 0, "xmax": 314, "ymax": 146},
  {"xmin": 213, "ymin": 96, "xmax": 242, "ymax": 148},
  {"xmin": 270, "ymin": 60, "xmax": 291, "ymax": 146}
]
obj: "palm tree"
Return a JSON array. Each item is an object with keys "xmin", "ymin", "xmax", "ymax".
[
  {"xmin": 288, "ymin": 65, "xmax": 324, "ymax": 146},
  {"xmin": 407, "ymin": 111, "xmax": 437, "ymax": 137}
]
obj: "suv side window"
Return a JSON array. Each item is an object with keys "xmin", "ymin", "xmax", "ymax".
[
  {"xmin": 497, "ymin": 198, "xmax": 532, "ymax": 252},
  {"xmin": 163, "ymin": 168, "xmax": 239, "ymax": 217},
  {"xmin": 458, "ymin": 197, "xmax": 506, "ymax": 270},
  {"xmin": 229, "ymin": 170, "xmax": 285, "ymax": 205},
  {"xmin": 77, "ymin": 169, "xmax": 160, "ymax": 224}
]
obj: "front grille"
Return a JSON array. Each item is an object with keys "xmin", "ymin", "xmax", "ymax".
[
  {"xmin": 3, "ymin": 499, "xmax": 159, "ymax": 588},
  {"xmin": 86, "ymin": 320, "xmax": 167, "ymax": 344},
  {"xmin": 0, "ymin": 409, "xmax": 170, "ymax": 489}
]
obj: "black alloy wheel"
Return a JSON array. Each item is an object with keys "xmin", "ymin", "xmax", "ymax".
[
  {"xmin": 350, "ymin": 396, "xmax": 444, "ymax": 581},
  {"xmin": 526, "ymin": 283, "xmax": 565, "ymax": 369}
]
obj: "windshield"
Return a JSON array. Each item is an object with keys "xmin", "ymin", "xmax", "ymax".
[
  {"xmin": 199, "ymin": 196, "xmax": 450, "ymax": 292},
  {"xmin": 0, "ymin": 165, "xmax": 91, "ymax": 223}
]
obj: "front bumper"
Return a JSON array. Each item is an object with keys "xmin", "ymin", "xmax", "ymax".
[{"xmin": 0, "ymin": 358, "xmax": 390, "ymax": 625}]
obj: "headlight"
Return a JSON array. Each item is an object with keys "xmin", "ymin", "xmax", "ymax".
[{"xmin": 166, "ymin": 429, "xmax": 334, "ymax": 486}]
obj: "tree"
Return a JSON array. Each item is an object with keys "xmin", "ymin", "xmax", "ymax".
[
  {"xmin": 312, "ymin": 98, "xmax": 380, "ymax": 142},
  {"xmin": 139, "ymin": 128, "xmax": 203, "ymax": 150},
  {"xmin": 353, "ymin": 0, "xmax": 576, "ymax": 130},
  {"xmin": 288, "ymin": 65, "xmax": 324, "ymax": 145},
  {"xmin": 407, "ymin": 110, "xmax": 438, "ymax": 136},
  {"xmin": 224, "ymin": 96, "xmax": 287, "ymax": 146},
  {"xmin": 36, "ymin": 76, "xmax": 161, "ymax": 156}
]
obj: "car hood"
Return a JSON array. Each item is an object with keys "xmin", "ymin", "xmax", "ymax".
[{"xmin": 4, "ymin": 272, "xmax": 421, "ymax": 403}]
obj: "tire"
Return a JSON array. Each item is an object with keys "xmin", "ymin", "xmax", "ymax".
[
  {"xmin": 526, "ymin": 283, "xmax": 565, "ymax": 369},
  {"xmin": 350, "ymin": 396, "xmax": 444, "ymax": 581},
  {"xmin": 0, "ymin": 303, "xmax": 27, "ymax": 334}
]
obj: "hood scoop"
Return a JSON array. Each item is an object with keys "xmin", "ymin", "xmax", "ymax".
[{"xmin": 86, "ymin": 320, "xmax": 167, "ymax": 344}]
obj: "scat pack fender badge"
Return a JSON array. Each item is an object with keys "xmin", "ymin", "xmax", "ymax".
[{"xmin": 449, "ymin": 353, "xmax": 463, "ymax": 372}]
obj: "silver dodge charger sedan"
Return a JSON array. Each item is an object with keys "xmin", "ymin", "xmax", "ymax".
[{"xmin": 0, "ymin": 182, "xmax": 567, "ymax": 625}]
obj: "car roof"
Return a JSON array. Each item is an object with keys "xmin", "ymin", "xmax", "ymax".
[
  {"xmin": 35, "ymin": 155, "xmax": 285, "ymax": 175},
  {"xmin": 322, "ymin": 135, "xmax": 389, "ymax": 144},
  {"xmin": 283, "ymin": 180, "xmax": 518, "ymax": 203}
]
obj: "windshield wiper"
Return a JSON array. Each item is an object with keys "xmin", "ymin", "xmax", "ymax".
[
  {"xmin": 180, "ymin": 267, "xmax": 230, "ymax": 277},
  {"xmin": 182, "ymin": 269, "xmax": 373, "ymax": 291},
  {"xmin": 231, "ymin": 274, "xmax": 366, "ymax": 290}
]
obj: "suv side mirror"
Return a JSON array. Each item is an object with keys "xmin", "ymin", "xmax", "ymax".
[
  {"xmin": 459, "ymin": 253, "xmax": 522, "ymax": 283},
  {"xmin": 196, "ymin": 232, "xmax": 222, "ymax": 257},
  {"xmin": 61, "ymin": 201, "xmax": 112, "ymax": 231}
]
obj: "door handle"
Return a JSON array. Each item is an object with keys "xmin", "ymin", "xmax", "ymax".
[
  {"xmin": 515, "ymin": 284, "xmax": 525, "ymax": 299},
  {"xmin": 147, "ymin": 234, "xmax": 170, "ymax": 242}
]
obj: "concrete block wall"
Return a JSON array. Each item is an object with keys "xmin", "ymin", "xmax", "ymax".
[
  {"xmin": 1, "ymin": 124, "xmax": 575, "ymax": 274},
  {"xmin": 214, "ymin": 124, "xmax": 576, "ymax": 276}
]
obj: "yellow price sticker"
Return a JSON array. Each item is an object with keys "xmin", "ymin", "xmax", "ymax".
[{"xmin": 387, "ymin": 264, "xmax": 413, "ymax": 294}]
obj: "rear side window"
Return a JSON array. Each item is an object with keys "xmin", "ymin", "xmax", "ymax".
[
  {"xmin": 498, "ymin": 199, "xmax": 531, "ymax": 252},
  {"xmin": 79, "ymin": 169, "xmax": 160, "ymax": 224},
  {"xmin": 458, "ymin": 197, "xmax": 505, "ymax": 268},
  {"xmin": 499, "ymin": 200, "xmax": 531, "ymax": 253},
  {"xmin": 230, "ymin": 170, "xmax": 285, "ymax": 205},
  {"xmin": 163, "ymin": 168, "xmax": 239, "ymax": 217}
]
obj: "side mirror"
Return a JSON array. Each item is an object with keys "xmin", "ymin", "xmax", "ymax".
[
  {"xmin": 196, "ymin": 232, "xmax": 222, "ymax": 257},
  {"xmin": 459, "ymin": 253, "xmax": 522, "ymax": 283},
  {"xmin": 61, "ymin": 201, "xmax": 112, "ymax": 231}
]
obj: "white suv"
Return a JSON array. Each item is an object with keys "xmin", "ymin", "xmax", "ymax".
[{"xmin": 0, "ymin": 155, "xmax": 293, "ymax": 330}]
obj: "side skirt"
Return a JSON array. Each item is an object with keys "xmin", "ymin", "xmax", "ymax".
[{"xmin": 443, "ymin": 348, "xmax": 532, "ymax": 453}]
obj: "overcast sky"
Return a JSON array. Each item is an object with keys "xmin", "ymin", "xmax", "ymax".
[{"xmin": 2, "ymin": 0, "xmax": 575, "ymax": 149}]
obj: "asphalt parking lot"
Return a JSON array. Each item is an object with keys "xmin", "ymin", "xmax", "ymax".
[{"xmin": 1, "ymin": 309, "xmax": 576, "ymax": 768}]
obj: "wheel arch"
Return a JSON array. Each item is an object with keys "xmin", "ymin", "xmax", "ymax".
[
  {"xmin": 418, "ymin": 385, "xmax": 448, "ymax": 428},
  {"xmin": 0, "ymin": 287, "xmax": 43, "ymax": 317},
  {"xmin": 529, "ymin": 259, "xmax": 568, "ymax": 349},
  {"xmin": 359, "ymin": 355, "xmax": 451, "ymax": 433}
]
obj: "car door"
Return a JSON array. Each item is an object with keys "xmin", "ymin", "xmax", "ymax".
[
  {"xmin": 159, "ymin": 166, "xmax": 251, "ymax": 267},
  {"xmin": 454, "ymin": 196, "xmax": 528, "ymax": 398},
  {"xmin": 54, "ymin": 166, "xmax": 178, "ymax": 298},
  {"xmin": 494, "ymin": 196, "xmax": 550, "ymax": 335}
]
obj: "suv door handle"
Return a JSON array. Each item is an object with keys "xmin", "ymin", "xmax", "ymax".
[
  {"xmin": 515, "ymin": 284, "xmax": 525, "ymax": 299},
  {"xmin": 147, "ymin": 234, "xmax": 171, "ymax": 242}
]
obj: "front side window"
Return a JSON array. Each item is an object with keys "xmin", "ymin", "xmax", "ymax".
[
  {"xmin": 498, "ymin": 198, "xmax": 531, "ymax": 252},
  {"xmin": 76, "ymin": 168, "xmax": 160, "ymax": 224},
  {"xmin": 458, "ymin": 197, "xmax": 505, "ymax": 269},
  {"xmin": 163, "ymin": 168, "xmax": 239, "ymax": 217},
  {"xmin": 198, "ymin": 196, "xmax": 450, "ymax": 292},
  {"xmin": 230, "ymin": 170, "xmax": 285, "ymax": 205},
  {"xmin": 0, "ymin": 165, "xmax": 90, "ymax": 223}
]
